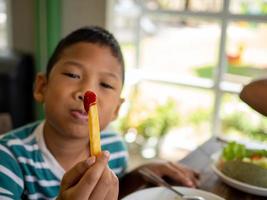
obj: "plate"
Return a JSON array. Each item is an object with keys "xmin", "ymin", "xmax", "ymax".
[
  {"xmin": 122, "ymin": 186, "xmax": 224, "ymax": 200},
  {"xmin": 211, "ymin": 152, "xmax": 267, "ymax": 196}
]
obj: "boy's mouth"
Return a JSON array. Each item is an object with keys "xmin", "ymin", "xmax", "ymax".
[{"xmin": 70, "ymin": 109, "xmax": 88, "ymax": 122}]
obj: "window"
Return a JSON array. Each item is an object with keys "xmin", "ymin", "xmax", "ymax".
[
  {"xmin": 0, "ymin": 0, "xmax": 9, "ymax": 49},
  {"xmin": 109, "ymin": 0, "xmax": 267, "ymax": 162}
]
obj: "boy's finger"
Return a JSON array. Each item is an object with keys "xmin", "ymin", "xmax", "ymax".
[
  {"xmin": 90, "ymin": 168, "xmax": 119, "ymax": 200},
  {"xmin": 88, "ymin": 167, "xmax": 113, "ymax": 200},
  {"xmin": 60, "ymin": 156, "xmax": 96, "ymax": 191},
  {"xmin": 104, "ymin": 170, "xmax": 119, "ymax": 200},
  {"xmin": 104, "ymin": 186, "xmax": 119, "ymax": 200},
  {"xmin": 72, "ymin": 151, "xmax": 110, "ymax": 199}
]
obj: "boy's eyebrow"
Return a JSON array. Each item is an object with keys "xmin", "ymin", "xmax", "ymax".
[
  {"xmin": 62, "ymin": 60, "xmax": 84, "ymax": 68},
  {"xmin": 99, "ymin": 71, "xmax": 120, "ymax": 81},
  {"xmin": 62, "ymin": 60, "xmax": 120, "ymax": 80}
]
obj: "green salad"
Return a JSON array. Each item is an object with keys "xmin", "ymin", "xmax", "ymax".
[
  {"xmin": 218, "ymin": 141, "xmax": 267, "ymax": 188},
  {"xmin": 221, "ymin": 141, "xmax": 267, "ymax": 169}
]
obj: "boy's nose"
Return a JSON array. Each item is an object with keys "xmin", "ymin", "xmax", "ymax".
[
  {"xmin": 75, "ymin": 89, "xmax": 97, "ymax": 102},
  {"xmin": 74, "ymin": 91, "xmax": 84, "ymax": 101},
  {"xmin": 78, "ymin": 95, "xmax": 83, "ymax": 101}
]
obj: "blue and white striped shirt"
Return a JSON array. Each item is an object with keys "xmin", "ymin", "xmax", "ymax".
[{"xmin": 0, "ymin": 121, "xmax": 128, "ymax": 199}]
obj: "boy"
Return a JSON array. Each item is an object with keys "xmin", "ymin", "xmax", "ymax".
[{"xmin": 0, "ymin": 26, "xmax": 199, "ymax": 199}]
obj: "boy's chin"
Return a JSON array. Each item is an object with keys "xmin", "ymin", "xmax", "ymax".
[{"xmin": 64, "ymin": 127, "xmax": 89, "ymax": 140}]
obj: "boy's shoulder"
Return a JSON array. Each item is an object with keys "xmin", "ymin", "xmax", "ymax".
[
  {"xmin": 100, "ymin": 130, "xmax": 127, "ymax": 154},
  {"xmin": 100, "ymin": 130, "xmax": 128, "ymax": 176},
  {"xmin": 100, "ymin": 130, "xmax": 124, "ymax": 145},
  {"xmin": 0, "ymin": 121, "xmax": 41, "ymax": 147},
  {"xmin": 101, "ymin": 130, "xmax": 118, "ymax": 138}
]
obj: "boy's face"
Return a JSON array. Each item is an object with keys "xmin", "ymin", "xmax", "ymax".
[{"xmin": 34, "ymin": 42, "xmax": 124, "ymax": 139}]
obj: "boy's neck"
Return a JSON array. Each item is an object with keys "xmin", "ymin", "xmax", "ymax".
[{"xmin": 43, "ymin": 122, "xmax": 90, "ymax": 171}]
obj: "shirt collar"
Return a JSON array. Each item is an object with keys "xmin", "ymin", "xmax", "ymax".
[{"xmin": 35, "ymin": 121, "xmax": 65, "ymax": 180}]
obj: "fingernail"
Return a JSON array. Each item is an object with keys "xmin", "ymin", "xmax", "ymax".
[
  {"xmin": 86, "ymin": 156, "xmax": 96, "ymax": 166},
  {"xmin": 103, "ymin": 151, "xmax": 110, "ymax": 158},
  {"xmin": 186, "ymin": 179, "xmax": 193, "ymax": 187}
]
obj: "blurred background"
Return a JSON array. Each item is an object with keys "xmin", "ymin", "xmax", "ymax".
[{"xmin": 0, "ymin": 0, "xmax": 267, "ymax": 169}]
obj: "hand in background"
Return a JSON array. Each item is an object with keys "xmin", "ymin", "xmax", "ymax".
[
  {"xmin": 119, "ymin": 160, "xmax": 199, "ymax": 198},
  {"xmin": 239, "ymin": 79, "xmax": 267, "ymax": 116},
  {"xmin": 57, "ymin": 151, "xmax": 118, "ymax": 200},
  {"xmin": 138, "ymin": 160, "xmax": 199, "ymax": 188}
]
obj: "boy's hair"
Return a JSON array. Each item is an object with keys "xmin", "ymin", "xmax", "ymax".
[{"xmin": 46, "ymin": 26, "xmax": 125, "ymax": 85}]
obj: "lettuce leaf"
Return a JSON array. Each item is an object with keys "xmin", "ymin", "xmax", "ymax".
[{"xmin": 222, "ymin": 141, "xmax": 267, "ymax": 161}]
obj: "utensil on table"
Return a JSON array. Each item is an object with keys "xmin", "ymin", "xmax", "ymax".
[{"xmin": 139, "ymin": 168, "xmax": 206, "ymax": 200}]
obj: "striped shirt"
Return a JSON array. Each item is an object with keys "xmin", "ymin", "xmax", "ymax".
[{"xmin": 0, "ymin": 121, "xmax": 128, "ymax": 199}]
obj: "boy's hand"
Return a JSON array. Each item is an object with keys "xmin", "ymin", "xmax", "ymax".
[
  {"xmin": 57, "ymin": 151, "xmax": 119, "ymax": 200},
  {"xmin": 138, "ymin": 160, "xmax": 199, "ymax": 188}
]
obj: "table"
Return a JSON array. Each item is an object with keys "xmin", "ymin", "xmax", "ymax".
[{"xmin": 180, "ymin": 137, "xmax": 266, "ymax": 200}]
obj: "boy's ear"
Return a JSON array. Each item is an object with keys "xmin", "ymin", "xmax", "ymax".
[
  {"xmin": 111, "ymin": 98, "xmax": 125, "ymax": 121},
  {"xmin": 33, "ymin": 73, "xmax": 48, "ymax": 103}
]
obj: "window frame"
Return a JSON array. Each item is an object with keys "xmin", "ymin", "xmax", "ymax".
[{"xmin": 108, "ymin": 0, "xmax": 267, "ymax": 137}]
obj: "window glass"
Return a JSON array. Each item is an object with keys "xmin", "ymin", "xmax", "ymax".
[
  {"xmin": 225, "ymin": 22, "xmax": 267, "ymax": 84},
  {"xmin": 139, "ymin": 16, "xmax": 220, "ymax": 81},
  {"xmin": 0, "ymin": 0, "xmax": 7, "ymax": 49},
  {"xmin": 230, "ymin": 0, "xmax": 267, "ymax": 15},
  {"xmin": 189, "ymin": 0, "xmax": 223, "ymax": 12},
  {"xmin": 115, "ymin": 81, "xmax": 213, "ymax": 162},
  {"xmin": 110, "ymin": 0, "xmax": 267, "ymax": 165},
  {"xmin": 143, "ymin": 0, "xmax": 223, "ymax": 12},
  {"xmin": 220, "ymin": 93, "xmax": 267, "ymax": 144},
  {"xmin": 143, "ymin": 0, "xmax": 185, "ymax": 11},
  {"xmin": 112, "ymin": 0, "xmax": 140, "ymax": 69}
]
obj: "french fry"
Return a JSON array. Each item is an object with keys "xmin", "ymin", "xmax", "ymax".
[{"xmin": 84, "ymin": 91, "xmax": 101, "ymax": 156}]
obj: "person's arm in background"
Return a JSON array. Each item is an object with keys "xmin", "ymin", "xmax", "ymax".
[
  {"xmin": 119, "ymin": 160, "xmax": 199, "ymax": 199},
  {"xmin": 239, "ymin": 79, "xmax": 267, "ymax": 116}
]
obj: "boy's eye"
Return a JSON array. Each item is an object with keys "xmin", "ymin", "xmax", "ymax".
[
  {"xmin": 62, "ymin": 72, "xmax": 80, "ymax": 79},
  {"xmin": 100, "ymin": 82, "xmax": 114, "ymax": 89}
]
